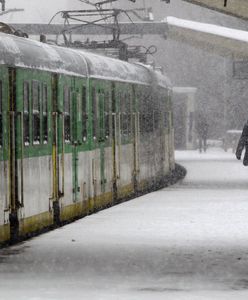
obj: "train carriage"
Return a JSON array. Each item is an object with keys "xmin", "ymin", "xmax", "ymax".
[{"xmin": 0, "ymin": 32, "xmax": 176, "ymax": 244}]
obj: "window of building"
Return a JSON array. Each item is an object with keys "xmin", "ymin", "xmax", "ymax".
[
  {"xmin": 64, "ymin": 86, "xmax": 71, "ymax": 143},
  {"xmin": 23, "ymin": 81, "xmax": 30, "ymax": 146}
]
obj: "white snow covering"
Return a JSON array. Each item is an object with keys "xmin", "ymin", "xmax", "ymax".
[
  {"xmin": 0, "ymin": 32, "xmax": 171, "ymax": 86},
  {"xmin": 1, "ymin": 147, "xmax": 248, "ymax": 299},
  {"xmin": 80, "ymin": 51, "xmax": 153, "ymax": 85},
  {"xmin": 166, "ymin": 16, "xmax": 248, "ymax": 44},
  {"xmin": 2, "ymin": 35, "xmax": 20, "ymax": 54}
]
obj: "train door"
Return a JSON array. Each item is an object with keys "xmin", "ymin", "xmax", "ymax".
[
  {"xmin": 73, "ymin": 78, "xmax": 89, "ymax": 208},
  {"xmin": 71, "ymin": 77, "xmax": 88, "ymax": 203},
  {"xmin": 112, "ymin": 83, "xmax": 121, "ymax": 200},
  {"xmin": 55, "ymin": 75, "xmax": 77, "ymax": 220},
  {"xmin": 132, "ymin": 85, "xmax": 139, "ymax": 191},
  {"xmin": 55, "ymin": 75, "xmax": 88, "ymax": 221},
  {"xmin": 111, "ymin": 82, "xmax": 117, "ymax": 201},
  {"xmin": 91, "ymin": 80, "xmax": 111, "ymax": 208},
  {"xmin": 11, "ymin": 69, "xmax": 54, "ymax": 236},
  {"xmin": 71, "ymin": 88, "xmax": 80, "ymax": 202},
  {"xmin": 0, "ymin": 66, "xmax": 10, "ymax": 242},
  {"xmin": 113, "ymin": 83, "xmax": 135, "ymax": 199}
]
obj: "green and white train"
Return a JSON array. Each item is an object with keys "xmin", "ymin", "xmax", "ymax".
[{"xmin": 0, "ymin": 32, "xmax": 178, "ymax": 244}]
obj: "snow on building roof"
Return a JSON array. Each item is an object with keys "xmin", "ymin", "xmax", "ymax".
[
  {"xmin": 166, "ymin": 17, "xmax": 248, "ymax": 44},
  {"xmin": 165, "ymin": 16, "xmax": 248, "ymax": 57}
]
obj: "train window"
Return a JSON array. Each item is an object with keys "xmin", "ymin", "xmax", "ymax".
[
  {"xmin": 99, "ymin": 91, "xmax": 105, "ymax": 142},
  {"xmin": 127, "ymin": 93, "xmax": 132, "ymax": 136},
  {"xmin": 153, "ymin": 110, "xmax": 160, "ymax": 131},
  {"xmin": 139, "ymin": 113, "xmax": 144, "ymax": 135},
  {"xmin": 92, "ymin": 87, "xmax": 98, "ymax": 140},
  {"xmin": 122, "ymin": 114, "xmax": 128, "ymax": 136},
  {"xmin": 64, "ymin": 86, "xmax": 71, "ymax": 143},
  {"xmin": 32, "ymin": 80, "xmax": 41, "ymax": 145},
  {"xmin": 124, "ymin": 94, "xmax": 128, "ymax": 136},
  {"xmin": 23, "ymin": 82, "xmax": 30, "ymax": 146},
  {"xmin": 164, "ymin": 112, "xmax": 168, "ymax": 128},
  {"xmin": 120, "ymin": 93, "xmax": 128, "ymax": 137},
  {"xmin": 82, "ymin": 86, "xmax": 87, "ymax": 142},
  {"xmin": 0, "ymin": 81, "xmax": 2, "ymax": 148},
  {"xmin": 138, "ymin": 91, "xmax": 147, "ymax": 135},
  {"xmin": 42, "ymin": 84, "xmax": 48, "ymax": 144},
  {"xmin": 146, "ymin": 113, "xmax": 153, "ymax": 134},
  {"xmin": 104, "ymin": 92, "xmax": 110, "ymax": 139}
]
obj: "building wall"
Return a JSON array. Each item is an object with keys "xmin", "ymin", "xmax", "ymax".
[{"xmin": 114, "ymin": 0, "xmax": 248, "ymax": 137}]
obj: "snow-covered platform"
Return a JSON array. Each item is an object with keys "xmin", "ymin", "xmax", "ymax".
[{"xmin": 1, "ymin": 148, "xmax": 248, "ymax": 300}]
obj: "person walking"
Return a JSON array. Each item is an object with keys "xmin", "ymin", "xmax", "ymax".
[
  {"xmin": 236, "ymin": 120, "xmax": 248, "ymax": 165},
  {"xmin": 196, "ymin": 114, "xmax": 209, "ymax": 153}
]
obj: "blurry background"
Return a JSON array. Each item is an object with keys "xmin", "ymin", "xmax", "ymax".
[{"xmin": 1, "ymin": 0, "xmax": 248, "ymax": 140}]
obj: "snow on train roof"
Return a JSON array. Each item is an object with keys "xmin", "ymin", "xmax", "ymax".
[
  {"xmin": 78, "ymin": 51, "xmax": 152, "ymax": 85},
  {"xmin": 154, "ymin": 70, "xmax": 172, "ymax": 89},
  {"xmin": 0, "ymin": 32, "xmax": 170, "ymax": 87},
  {"xmin": 0, "ymin": 33, "xmax": 88, "ymax": 77}
]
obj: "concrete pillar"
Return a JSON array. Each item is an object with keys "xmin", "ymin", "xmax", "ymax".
[{"xmin": 172, "ymin": 87, "xmax": 197, "ymax": 150}]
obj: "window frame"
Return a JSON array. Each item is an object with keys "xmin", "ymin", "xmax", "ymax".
[
  {"xmin": 0, "ymin": 81, "xmax": 3, "ymax": 149},
  {"xmin": 42, "ymin": 83, "xmax": 48, "ymax": 144},
  {"xmin": 64, "ymin": 85, "xmax": 71, "ymax": 144},
  {"xmin": 23, "ymin": 81, "xmax": 30, "ymax": 146},
  {"xmin": 82, "ymin": 85, "xmax": 87, "ymax": 142},
  {"xmin": 32, "ymin": 80, "xmax": 41, "ymax": 145}
]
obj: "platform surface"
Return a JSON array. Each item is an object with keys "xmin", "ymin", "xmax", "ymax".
[{"xmin": 1, "ymin": 148, "xmax": 248, "ymax": 300}]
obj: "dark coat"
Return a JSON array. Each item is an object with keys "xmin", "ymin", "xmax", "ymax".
[
  {"xmin": 196, "ymin": 115, "xmax": 209, "ymax": 139},
  {"xmin": 236, "ymin": 122, "xmax": 248, "ymax": 166},
  {"xmin": 197, "ymin": 121, "xmax": 208, "ymax": 139}
]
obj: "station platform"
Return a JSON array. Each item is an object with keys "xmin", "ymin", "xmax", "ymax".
[{"xmin": 1, "ymin": 148, "xmax": 248, "ymax": 300}]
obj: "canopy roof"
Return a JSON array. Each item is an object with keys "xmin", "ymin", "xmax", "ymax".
[
  {"xmin": 165, "ymin": 16, "xmax": 248, "ymax": 57},
  {"xmin": 181, "ymin": 0, "xmax": 248, "ymax": 21}
]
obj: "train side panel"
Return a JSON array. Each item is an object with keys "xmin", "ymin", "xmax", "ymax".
[
  {"xmin": 0, "ymin": 67, "xmax": 175, "ymax": 244},
  {"xmin": 137, "ymin": 85, "xmax": 173, "ymax": 191}
]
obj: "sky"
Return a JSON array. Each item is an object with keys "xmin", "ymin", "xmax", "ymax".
[{"xmin": 0, "ymin": 0, "xmax": 81, "ymax": 23}]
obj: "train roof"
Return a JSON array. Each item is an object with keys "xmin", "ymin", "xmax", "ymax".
[{"xmin": 0, "ymin": 32, "xmax": 170, "ymax": 88}]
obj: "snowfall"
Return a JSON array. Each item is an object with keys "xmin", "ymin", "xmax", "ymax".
[{"xmin": 1, "ymin": 147, "xmax": 248, "ymax": 299}]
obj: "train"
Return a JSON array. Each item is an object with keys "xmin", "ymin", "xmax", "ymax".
[{"xmin": 0, "ymin": 32, "xmax": 184, "ymax": 245}]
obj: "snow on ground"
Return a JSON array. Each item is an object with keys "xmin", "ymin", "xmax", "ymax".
[{"xmin": 1, "ymin": 147, "xmax": 248, "ymax": 299}]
